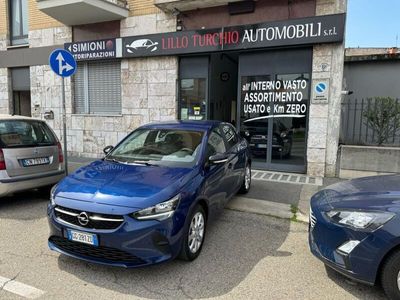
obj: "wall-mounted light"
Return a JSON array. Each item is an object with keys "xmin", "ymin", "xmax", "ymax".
[
  {"xmin": 341, "ymin": 90, "xmax": 353, "ymax": 95},
  {"xmin": 176, "ymin": 18, "xmax": 183, "ymax": 31}
]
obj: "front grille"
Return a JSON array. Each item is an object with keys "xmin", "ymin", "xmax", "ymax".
[
  {"xmin": 310, "ymin": 208, "xmax": 317, "ymax": 228},
  {"xmin": 54, "ymin": 205, "xmax": 124, "ymax": 230},
  {"xmin": 49, "ymin": 236, "xmax": 145, "ymax": 264}
]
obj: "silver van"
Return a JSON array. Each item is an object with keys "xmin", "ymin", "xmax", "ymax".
[{"xmin": 0, "ymin": 115, "xmax": 65, "ymax": 196}]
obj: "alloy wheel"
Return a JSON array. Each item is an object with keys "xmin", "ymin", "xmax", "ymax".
[{"xmin": 188, "ymin": 212, "xmax": 205, "ymax": 254}]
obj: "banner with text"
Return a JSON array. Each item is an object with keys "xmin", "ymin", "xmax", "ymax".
[
  {"xmin": 241, "ymin": 74, "xmax": 310, "ymax": 123},
  {"xmin": 64, "ymin": 14, "xmax": 344, "ymax": 60},
  {"xmin": 121, "ymin": 14, "xmax": 345, "ymax": 58}
]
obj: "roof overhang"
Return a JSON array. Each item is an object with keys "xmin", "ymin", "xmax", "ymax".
[{"xmin": 37, "ymin": 0, "xmax": 129, "ymax": 26}]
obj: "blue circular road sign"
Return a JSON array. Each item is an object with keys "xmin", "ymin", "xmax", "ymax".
[
  {"xmin": 315, "ymin": 82, "xmax": 327, "ymax": 94},
  {"xmin": 49, "ymin": 49, "xmax": 77, "ymax": 78}
]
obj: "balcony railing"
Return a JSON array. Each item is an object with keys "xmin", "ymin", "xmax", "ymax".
[{"xmin": 37, "ymin": 0, "xmax": 129, "ymax": 26}]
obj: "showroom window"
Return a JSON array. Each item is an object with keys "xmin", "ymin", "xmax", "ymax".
[
  {"xmin": 74, "ymin": 61, "xmax": 121, "ymax": 115},
  {"xmin": 9, "ymin": 0, "xmax": 29, "ymax": 45}
]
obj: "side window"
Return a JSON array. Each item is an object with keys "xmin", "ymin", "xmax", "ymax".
[
  {"xmin": 206, "ymin": 129, "xmax": 226, "ymax": 158},
  {"xmin": 221, "ymin": 124, "xmax": 238, "ymax": 150}
]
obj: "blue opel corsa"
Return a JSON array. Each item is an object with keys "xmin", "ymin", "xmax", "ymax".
[
  {"xmin": 47, "ymin": 121, "xmax": 251, "ymax": 267},
  {"xmin": 309, "ymin": 175, "xmax": 400, "ymax": 299}
]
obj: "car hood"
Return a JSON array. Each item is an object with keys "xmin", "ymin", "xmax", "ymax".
[
  {"xmin": 55, "ymin": 160, "xmax": 195, "ymax": 210},
  {"xmin": 312, "ymin": 175, "xmax": 400, "ymax": 211}
]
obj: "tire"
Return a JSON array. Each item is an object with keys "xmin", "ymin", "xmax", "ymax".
[
  {"xmin": 238, "ymin": 163, "xmax": 251, "ymax": 194},
  {"xmin": 179, "ymin": 204, "xmax": 206, "ymax": 261},
  {"xmin": 381, "ymin": 250, "xmax": 400, "ymax": 299}
]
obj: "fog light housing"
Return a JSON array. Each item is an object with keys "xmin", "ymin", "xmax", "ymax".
[{"xmin": 337, "ymin": 240, "xmax": 360, "ymax": 255}]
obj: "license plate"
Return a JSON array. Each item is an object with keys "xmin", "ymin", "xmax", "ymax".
[
  {"xmin": 257, "ymin": 144, "xmax": 267, "ymax": 148},
  {"xmin": 22, "ymin": 157, "xmax": 50, "ymax": 167},
  {"xmin": 66, "ymin": 229, "xmax": 98, "ymax": 246}
]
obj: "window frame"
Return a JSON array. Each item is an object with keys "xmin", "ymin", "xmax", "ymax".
[{"xmin": 9, "ymin": 0, "xmax": 28, "ymax": 46}]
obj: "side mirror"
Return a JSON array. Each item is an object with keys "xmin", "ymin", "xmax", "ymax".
[
  {"xmin": 209, "ymin": 153, "xmax": 229, "ymax": 165},
  {"xmin": 103, "ymin": 145, "xmax": 114, "ymax": 155}
]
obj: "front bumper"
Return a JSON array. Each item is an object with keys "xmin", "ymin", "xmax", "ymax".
[
  {"xmin": 47, "ymin": 204, "xmax": 184, "ymax": 268},
  {"xmin": 308, "ymin": 207, "xmax": 393, "ymax": 285}
]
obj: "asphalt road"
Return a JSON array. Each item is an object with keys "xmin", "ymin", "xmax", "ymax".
[{"xmin": 0, "ymin": 191, "xmax": 386, "ymax": 299}]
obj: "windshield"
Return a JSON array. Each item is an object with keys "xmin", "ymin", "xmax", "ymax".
[
  {"xmin": 0, "ymin": 120, "xmax": 57, "ymax": 148},
  {"xmin": 107, "ymin": 128, "xmax": 205, "ymax": 167}
]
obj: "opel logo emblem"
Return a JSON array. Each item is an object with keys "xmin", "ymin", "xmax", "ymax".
[{"xmin": 78, "ymin": 212, "xmax": 89, "ymax": 226}]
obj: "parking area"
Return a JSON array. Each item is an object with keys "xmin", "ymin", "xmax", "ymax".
[{"xmin": 0, "ymin": 190, "xmax": 387, "ymax": 299}]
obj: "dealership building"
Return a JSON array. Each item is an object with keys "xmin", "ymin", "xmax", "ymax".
[{"xmin": 0, "ymin": 0, "xmax": 347, "ymax": 177}]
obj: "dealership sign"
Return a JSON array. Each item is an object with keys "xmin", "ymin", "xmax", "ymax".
[
  {"xmin": 64, "ymin": 38, "xmax": 119, "ymax": 61},
  {"xmin": 122, "ymin": 13, "xmax": 345, "ymax": 58},
  {"xmin": 64, "ymin": 14, "xmax": 345, "ymax": 60}
]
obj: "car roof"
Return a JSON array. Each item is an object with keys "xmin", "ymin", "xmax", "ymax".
[
  {"xmin": 0, "ymin": 114, "xmax": 44, "ymax": 122},
  {"xmin": 141, "ymin": 120, "xmax": 223, "ymax": 131}
]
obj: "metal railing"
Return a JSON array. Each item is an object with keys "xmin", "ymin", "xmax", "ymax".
[{"xmin": 340, "ymin": 98, "xmax": 400, "ymax": 146}]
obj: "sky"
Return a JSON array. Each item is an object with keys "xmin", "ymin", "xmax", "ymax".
[{"xmin": 346, "ymin": 0, "xmax": 400, "ymax": 48}]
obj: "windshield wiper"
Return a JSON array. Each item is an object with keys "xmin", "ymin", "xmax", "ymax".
[
  {"xmin": 105, "ymin": 157, "xmax": 125, "ymax": 164},
  {"xmin": 105, "ymin": 157, "xmax": 158, "ymax": 166},
  {"xmin": 131, "ymin": 160, "xmax": 158, "ymax": 166}
]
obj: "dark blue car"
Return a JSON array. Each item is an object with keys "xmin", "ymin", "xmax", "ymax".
[
  {"xmin": 47, "ymin": 121, "xmax": 251, "ymax": 267},
  {"xmin": 309, "ymin": 175, "xmax": 400, "ymax": 299}
]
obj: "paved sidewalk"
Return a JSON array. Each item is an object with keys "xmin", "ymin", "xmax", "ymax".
[{"xmin": 240, "ymin": 170, "xmax": 346, "ymax": 223}]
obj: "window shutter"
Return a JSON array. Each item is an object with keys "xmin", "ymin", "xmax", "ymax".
[
  {"xmin": 87, "ymin": 61, "xmax": 121, "ymax": 115},
  {"xmin": 74, "ymin": 63, "xmax": 86, "ymax": 114}
]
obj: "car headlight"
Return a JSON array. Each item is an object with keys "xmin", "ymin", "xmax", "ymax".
[
  {"xmin": 50, "ymin": 184, "xmax": 57, "ymax": 206},
  {"xmin": 326, "ymin": 210, "xmax": 395, "ymax": 232},
  {"xmin": 132, "ymin": 195, "xmax": 180, "ymax": 221}
]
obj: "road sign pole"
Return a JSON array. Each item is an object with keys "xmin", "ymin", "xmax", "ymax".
[
  {"xmin": 49, "ymin": 49, "xmax": 76, "ymax": 176},
  {"xmin": 61, "ymin": 77, "xmax": 68, "ymax": 176}
]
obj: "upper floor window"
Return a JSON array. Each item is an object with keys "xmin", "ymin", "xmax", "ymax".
[{"xmin": 9, "ymin": 0, "xmax": 29, "ymax": 45}]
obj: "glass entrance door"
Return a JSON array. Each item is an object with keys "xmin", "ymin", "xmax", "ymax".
[
  {"xmin": 240, "ymin": 74, "xmax": 272, "ymax": 165},
  {"xmin": 270, "ymin": 73, "xmax": 310, "ymax": 169},
  {"xmin": 238, "ymin": 49, "xmax": 312, "ymax": 173},
  {"xmin": 179, "ymin": 56, "xmax": 209, "ymax": 121}
]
